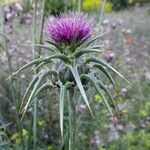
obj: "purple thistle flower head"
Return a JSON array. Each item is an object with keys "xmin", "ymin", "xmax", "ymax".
[{"xmin": 45, "ymin": 12, "xmax": 92, "ymax": 46}]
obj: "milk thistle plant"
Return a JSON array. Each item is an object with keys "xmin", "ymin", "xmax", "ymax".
[{"xmin": 10, "ymin": 12, "xmax": 130, "ymax": 149}]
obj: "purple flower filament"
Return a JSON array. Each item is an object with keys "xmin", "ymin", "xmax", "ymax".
[{"xmin": 45, "ymin": 12, "xmax": 92, "ymax": 47}]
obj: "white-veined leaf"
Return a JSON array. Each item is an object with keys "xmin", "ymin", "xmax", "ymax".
[
  {"xmin": 74, "ymin": 49, "xmax": 104, "ymax": 59},
  {"xmin": 86, "ymin": 58, "xmax": 131, "ymax": 84},
  {"xmin": 7, "ymin": 54, "xmax": 70, "ymax": 80},
  {"xmin": 32, "ymin": 44, "xmax": 55, "ymax": 52},
  {"xmin": 31, "ymin": 82, "xmax": 53, "ymax": 103},
  {"xmin": 93, "ymin": 64, "xmax": 116, "ymax": 88},
  {"xmin": 85, "ymin": 30, "xmax": 110, "ymax": 46},
  {"xmin": 68, "ymin": 65, "xmax": 94, "ymax": 117},
  {"xmin": 59, "ymin": 82, "xmax": 71, "ymax": 140},
  {"xmin": 20, "ymin": 72, "xmax": 41, "ymax": 111},
  {"xmin": 21, "ymin": 69, "xmax": 57, "ymax": 120},
  {"xmin": 46, "ymin": 40, "xmax": 62, "ymax": 53}
]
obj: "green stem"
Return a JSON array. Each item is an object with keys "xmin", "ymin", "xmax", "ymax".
[
  {"xmin": 99, "ymin": 0, "xmax": 106, "ymax": 34},
  {"xmin": 68, "ymin": 89, "xmax": 76, "ymax": 150},
  {"xmin": 37, "ymin": 0, "xmax": 45, "ymax": 58},
  {"xmin": 32, "ymin": 1, "xmax": 46, "ymax": 149},
  {"xmin": 78, "ymin": 0, "xmax": 81, "ymax": 13},
  {"xmin": 27, "ymin": 118, "xmax": 33, "ymax": 149},
  {"xmin": 33, "ymin": 99, "xmax": 37, "ymax": 150},
  {"xmin": 32, "ymin": 0, "xmax": 38, "ymax": 149}
]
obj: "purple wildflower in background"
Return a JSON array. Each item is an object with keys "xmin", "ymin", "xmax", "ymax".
[{"xmin": 45, "ymin": 12, "xmax": 92, "ymax": 46}]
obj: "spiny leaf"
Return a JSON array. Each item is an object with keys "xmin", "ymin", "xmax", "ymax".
[
  {"xmin": 87, "ymin": 45, "xmax": 105, "ymax": 49},
  {"xmin": 6, "ymin": 57, "xmax": 44, "ymax": 80},
  {"xmin": 34, "ymin": 61, "xmax": 47, "ymax": 71},
  {"xmin": 74, "ymin": 49, "xmax": 104, "ymax": 59},
  {"xmin": 7, "ymin": 54, "xmax": 70, "ymax": 80},
  {"xmin": 32, "ymin": 82, "xmax": 53, "ymax": 101},
  {"xmin": 77, "ymin": 36, "xmax": 90, "ymax": 47},
  {"xmin": 98, "ymin": 81, "xmax": 118, "ymax": 114},
  {"xmin": 85, "ymin": 30, "xmax": 110, "ymax": 46},
  {"xmin": 31, "ymin": 44, "xmax": 55, "ymax": 52},
  {"xmin": 81, "ymin": 74, "xmax": 114, "ymax": 117},
  {"xmin": 47, "ymin": 54, "xmax": 70, "ymax": 63},
  {"xmin": 59, "ymin": 82, "xmax": 71, "ymax": 140},
  {"xmin": 86, "ymin": 58, "xmax": 131, "ymax": 84},
  {"xmin": 70, "ymin": 38, "xmax": 77, "ymax": 53},
  {"xmin": 21, "ymin": 69, "xmax": 57, "ymax": 120},
  {"xmin": 93, "ymin": 64, "xmax": 116, "ymax": 88},
  {"xmin": 59, "ymin": 84, "xmax": 65, "ymax": 141},
  {"xmin": 20, "ymin": 72, "xmax": 41, "ymax": 111},
  {"xmin": 68, "ymin": 65, "xmax": 94, "ymax": 117},
  {"xmin": 46, "ymin": 40, "xmax": 62, "ymax": 53}
]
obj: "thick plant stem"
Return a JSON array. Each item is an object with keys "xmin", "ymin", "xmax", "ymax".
[{"xmin": 68, "ymin": 89, "xmax": 76, "ymax": 150}]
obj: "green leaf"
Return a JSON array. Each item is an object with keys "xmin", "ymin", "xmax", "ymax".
[
  {"xmin": 81, "ymin": 74, "xmax": 114, "ymax": 117},
  {"xmin": 32, "ymin": 44, "xmax": 55, "ymax": 52},
  {"xmin": 32, "ymin": 82, "xmax": 53, "ymax": 100},
  {"xmin": 6, "ymin": 57, "xmax": 44, "ymax": 80},
  {"xmin": 20, "ymin": 72, "xmax": 41, "ymax": 111},
  {"xmin": 46, "ymin": 40, "xmax": 62, "ymax": 53},
  {"xmin": 21, "ymin": 69, "xmax": 57, "ymax": 120},
  {"xmin": 86, "ymin": 58, "xmax": 131, "ymax": 84},
  {"xmin": 46, "ymin": 54, "xmax": 70, "ymax": 63},
  {"xmin": 70, "ymin": 38, "xmax": 77, "ymax": 53},
  {"xmin": 59, "ymin": 84, "xmax": 65, "ymax": 140},
  {"xmin": 34, "ymin": 61, "xmax": 46, "ymax": 71},
  {"xmin": 59, "ymin": 82, "xmax": 72, "ymax": 140},
  {"xmin": 7, "ymin": 54, "xmax": 70, "ymax": 80},
  {"xmin": 77, "ymin": 36, "xmax": 90, "ymax": 47},
  {"xmin": 68, "ymin": 65, "xmax": 94, "ymax": 117},
  {"xmin": 93, "ymin": 64, "xmax": 116, "ymax": 88},
  {"xmin": 85, "ymin": 30, "xmax": 110, "ymax": 46},
  {"xmin": 98, "ymin": 81, "xmax": 118, "ymax": 114},
  {"xmin": 87, "ymin": 45, "xmax": 105, "ymax": 49},
  {"xmin": 74, "ymin": 49, "xmax": 104, "ymax": 59}
]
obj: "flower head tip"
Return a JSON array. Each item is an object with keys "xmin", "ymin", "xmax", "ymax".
[{"xmin": 45, "ymin": 12, "xmax": 92, "ymax": 47}]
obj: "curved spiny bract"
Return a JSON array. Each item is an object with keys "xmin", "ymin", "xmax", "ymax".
[
  {"xmin": 80, "ymin": 74, "xmax": 114, "ymax": 117},
  {"xmin": 86, "ymin": 58, "xmax": 131, "ymax": 84},
  {"xmin": 93, "ymin": 64, "xmax": 116, "ymax": 88},
  {"xmin": 21, "ymin": 69, "xmax": 57, "ymax": 120}
]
